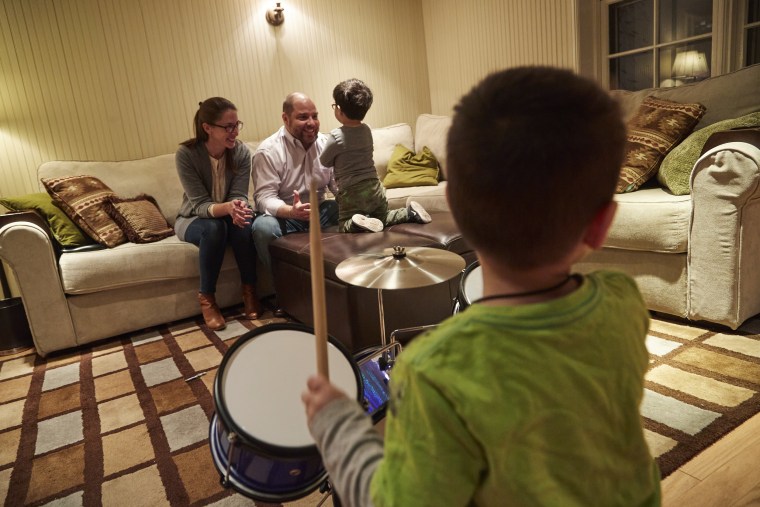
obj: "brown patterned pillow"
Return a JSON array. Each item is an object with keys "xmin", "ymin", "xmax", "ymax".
[
  {"xmin": 41, "ymin": 175, "xmax": 127, "ymax": 248},
  {"xmin": 104, "ymin": 194, "xmax": 174, "ymax": 244},
  {"xmin": 617, "ymin": 96, "xmax": 706, "ymax": 193}
]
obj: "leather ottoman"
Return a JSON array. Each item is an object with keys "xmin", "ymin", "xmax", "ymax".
[{"xmin": 269, "ymin": 212, "xmax": 474, "ymax": 353}]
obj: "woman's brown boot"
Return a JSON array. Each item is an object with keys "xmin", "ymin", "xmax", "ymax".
[
  {"xmin": 241, "ymin": 284, "xmax": 262, "ymax": 320},
  {"xmin": 198, "ymin": 292, "xmax": 226, "ymax": 330}
]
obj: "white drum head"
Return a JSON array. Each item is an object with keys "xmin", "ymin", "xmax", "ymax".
[
  {"xmin": 219, "ymin": 328, "xmax": 359, "ymax": 448},
  {"xmin": 463, "ymin": 265, "xmax": 483, "ymax": 304}
]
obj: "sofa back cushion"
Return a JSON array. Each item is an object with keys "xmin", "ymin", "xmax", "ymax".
[
  {"xmin": 371, "ymin": 123, "xmax": 414, "ymax": 181},
  {"xmin": 38, "ymin": 153, "xmax": 183, "ymax": 226},
  {"xmin": 415, "ymin": 114, "xmax": 452, "ymax": 179},
  {"xmin": 611, "ymin": 63, "xmax": 760, "ymax": 130}
]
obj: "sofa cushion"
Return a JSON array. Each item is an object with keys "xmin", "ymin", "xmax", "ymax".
[
  {"xmin": 58, "ymin": 236, "xmax": 238, "ymax": 294},
  {"xmin": 371, "ymin": 123, "xmax": 414, "ymax": 181},
  {"xmin": 42, "ymin": 175, "xmax": 128, "ymax": 248},
  {"xmin": 655, "ymin": 63, "xmax": 760, "ymax": 129},
  {"xmin": 617, "ymin": 97, "xmax": 705, "ymax": 193},
  {"xmin": 105, "ymin": 194, "xmax": 175, "ymax": 243},
  {"xmin": 383, "ymin": 182, "xmax": 449, "ymax": 213},
  {"xmin": 0, "ymin": 193, "xmax": 95, "ymax": 247},
  {"xmin": 383, "ymin": 144, "xmax": 439, "ymax": 188},
  {"xmin": 414, "ymin": 114, "xmax": 451, "ymax": 179},
  {"xmin": 610, "ymin": 64, "xmax": 760, "ymax": 130},
  {"xmin": 606, "ymin": 188, "xmax": 691, "ymax": 253},
  {"xmin": 658, "ymin": 112, "xmax": 760, "ymax": 195}
]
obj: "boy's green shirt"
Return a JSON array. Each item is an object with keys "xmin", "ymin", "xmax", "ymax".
[{"xmin": 371, "ymin": 271, "xmax": 662, "ymax": 506}]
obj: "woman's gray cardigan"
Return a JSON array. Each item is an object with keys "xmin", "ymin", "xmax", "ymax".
[{"xmin": 174, "ymin": 140, "xmax": 252, "ymax": 239}]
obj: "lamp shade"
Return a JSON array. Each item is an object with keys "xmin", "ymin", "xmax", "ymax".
[{"xmin": 672, "ymin": 50, "xmax": 709, "ymax": 79}]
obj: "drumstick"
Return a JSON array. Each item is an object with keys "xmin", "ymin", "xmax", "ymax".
[{"xmin": 309, "ymin": 179, "xmax": 329, "ymax": 380}]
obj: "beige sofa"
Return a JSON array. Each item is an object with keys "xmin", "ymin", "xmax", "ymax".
[{"xmin": 0, "ymin": 124, "xmax": 446, "ymax": 357}]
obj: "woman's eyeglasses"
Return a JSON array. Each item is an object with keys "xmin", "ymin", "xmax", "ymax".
[{"xmin": 210, "ymin": 121, "xmax": 244, "ymax": 133}]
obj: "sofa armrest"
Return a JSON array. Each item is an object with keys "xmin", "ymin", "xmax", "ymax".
[
  {"xmin": 0, "ymin": 212, "xmax": 77, "ymax": 356},
  {"xmin": 688, "ymin": 137, "xmax": 760, "ymax": 329}
]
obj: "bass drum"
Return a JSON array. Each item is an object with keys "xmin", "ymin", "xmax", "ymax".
[{"xmin": 209, "ymin": 323, "xmax": 362, "ymax": 503}]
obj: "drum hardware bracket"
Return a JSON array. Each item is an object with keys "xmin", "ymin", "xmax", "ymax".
[
  {"xmin": 223, "ymin": 432, "xmax": 238, "ymax": 487},
  {"xmin": 357, "ymin": 341, "xmax": 403, "ymax": 372},
  {"xmin": 317, "ymin": 480, "xmax": 336, "ymax": 507}
]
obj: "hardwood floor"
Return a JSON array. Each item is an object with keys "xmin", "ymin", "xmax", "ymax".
[{"xmin": 661, "ymin": 412, "xmax": 760, "ymax": 506}]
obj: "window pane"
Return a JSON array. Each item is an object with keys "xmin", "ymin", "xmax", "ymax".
[
  {"xmin": 659, "ymin": 40, "xmax": 712, "ymax": 87},
  {"xmin": 749, "ymin": 0, "xmax": 760, "ymax": 23},
  {"xmin": 609, "ymin": 0, "xmax": 653, "ymax": 54},
  {"xmin": 659, "ymin": 0, "xmax": 712, "ymax": 44},
  {"xmin": 748, "ymin": 27, "xmax": 760, "ymax": 66},
  {"xmin": 610, "ymin": 52, "xmax": 654, "ymax": 90}
]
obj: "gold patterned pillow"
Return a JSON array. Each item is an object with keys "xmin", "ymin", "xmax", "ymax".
[
  {"xmin": 617, "ymin": 96, "xmax": 706, "ymax": 193},
  {"xmin": 41, "ymin": 175, "xmax": 127, "ymax": 248},
  {"xmin": 104, "ymin": 194, "xmax": 174, "ymax": 243}
]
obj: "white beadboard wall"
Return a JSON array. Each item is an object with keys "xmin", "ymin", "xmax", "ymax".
[
  {"xmin": 0, "ymin": 0, "xmax": 581, "ymax": 198},
  {"xmin": 0, "ymin": 0, "xmax": 431, "ymax": 197},
  {"xmin": 421, "ymin": 0, "xmax": 580, "ymax": 115}
]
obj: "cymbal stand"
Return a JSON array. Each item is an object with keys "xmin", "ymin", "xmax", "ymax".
[{"xmin": 376, "ymin": 288, "xmax": 393, "ymax": 370}]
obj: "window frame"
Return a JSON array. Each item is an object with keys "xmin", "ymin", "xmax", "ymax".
[{"xmin": 592, "ymin": 0, "xmax": 749, "ymax": 90}]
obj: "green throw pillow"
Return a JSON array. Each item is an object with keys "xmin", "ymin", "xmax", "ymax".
[
  {"xmin": 382, "ymin": 144, "xmax": 439, "ymax": 189},
  {"xmin": 658, "ymin": 112, "xmax": 760, "ymax": 195},
  {"xmin": 0, "ymin": 192, "xmax": 94, "ymax": 247}
]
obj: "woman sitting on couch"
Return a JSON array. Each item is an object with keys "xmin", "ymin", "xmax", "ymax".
[{"xmin": 174, "ymin": 97, "xmax": 261, "ymax": 330}]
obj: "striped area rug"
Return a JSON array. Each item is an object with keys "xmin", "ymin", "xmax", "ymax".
[
  {"xmin": 643, "ymin": 316, "xmax": 760, "ymax": 477},
  {"xmin": 1, "ymin": 311, "xmax": 759, "ymax": 505}
]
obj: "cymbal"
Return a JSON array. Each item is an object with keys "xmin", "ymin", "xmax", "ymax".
[{"xmin": 335, "ymin": 246, "xmax": 466, "ymax": 290}]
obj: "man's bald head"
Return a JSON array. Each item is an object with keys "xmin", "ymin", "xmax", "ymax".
[{"xmin": 283, "ymin": 92, "xmax": 310, "ymax": 115}]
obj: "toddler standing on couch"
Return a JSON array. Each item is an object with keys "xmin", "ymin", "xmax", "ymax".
[{"xmin": 320, "ymin": 78, "xmax": 432, "ymax": 233}]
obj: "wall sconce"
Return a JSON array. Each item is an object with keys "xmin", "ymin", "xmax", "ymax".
[
  {"xmin": 266, "ymin": 2, "xmax": 285, "ymax": 26},
  {"xmin": 672, "ymin": 50, "xmax": 709, "ymax": 82}
]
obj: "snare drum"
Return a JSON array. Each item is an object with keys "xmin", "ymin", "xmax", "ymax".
[
  {"xmin": 454, "ymin": 260, "xmax": 483, "ymax": 313},
  {"xmin": 209, "ymin": 323, "xmax": 362, "ymax": 503}
]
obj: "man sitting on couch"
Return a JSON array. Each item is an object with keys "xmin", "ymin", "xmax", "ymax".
[{"xmin": 252, "ymin": 92, "xmax": 339, "ymax": 315}]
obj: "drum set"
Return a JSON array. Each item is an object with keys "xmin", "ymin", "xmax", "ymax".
[{"xmin": 208, "ymin": 183, "xmax": 478, "ymax": 503}]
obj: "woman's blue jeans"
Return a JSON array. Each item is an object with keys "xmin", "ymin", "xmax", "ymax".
[{"xmin": 184, "ymin": 216, "xmax": 257, "ymax": 294}]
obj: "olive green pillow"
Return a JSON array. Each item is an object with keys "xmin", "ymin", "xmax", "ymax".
[
  {"xmin": 658, "ymin": 112, "xmax": 760, "ymax": 195},
  {"xmin": 382, "ymin": 144, "xmax": 439, "ymax": 189},
  {"xmin": 0, "ymin": 192, "xmax": 94, "ymax": 247}
]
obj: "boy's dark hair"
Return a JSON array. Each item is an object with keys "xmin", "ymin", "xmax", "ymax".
[
  {"xmin": 333, "ymin": 79, "xmax": 373, "ymax": 121},
  {"xmin": 446, "ymin": 66, "xmax": 625, "ymax": 269}
]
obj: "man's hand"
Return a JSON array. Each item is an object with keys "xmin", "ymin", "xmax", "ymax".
[
  {"xmin": 302, "ymin": 374, "xmax": 349, "ymax": 425},
  {"xmin": 230, "ymin": 199, "xmax": 253, "ymax": 228},
  {"xmin": 289, "ymin": 190, "xmax": 311, "ymax": 220}
]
